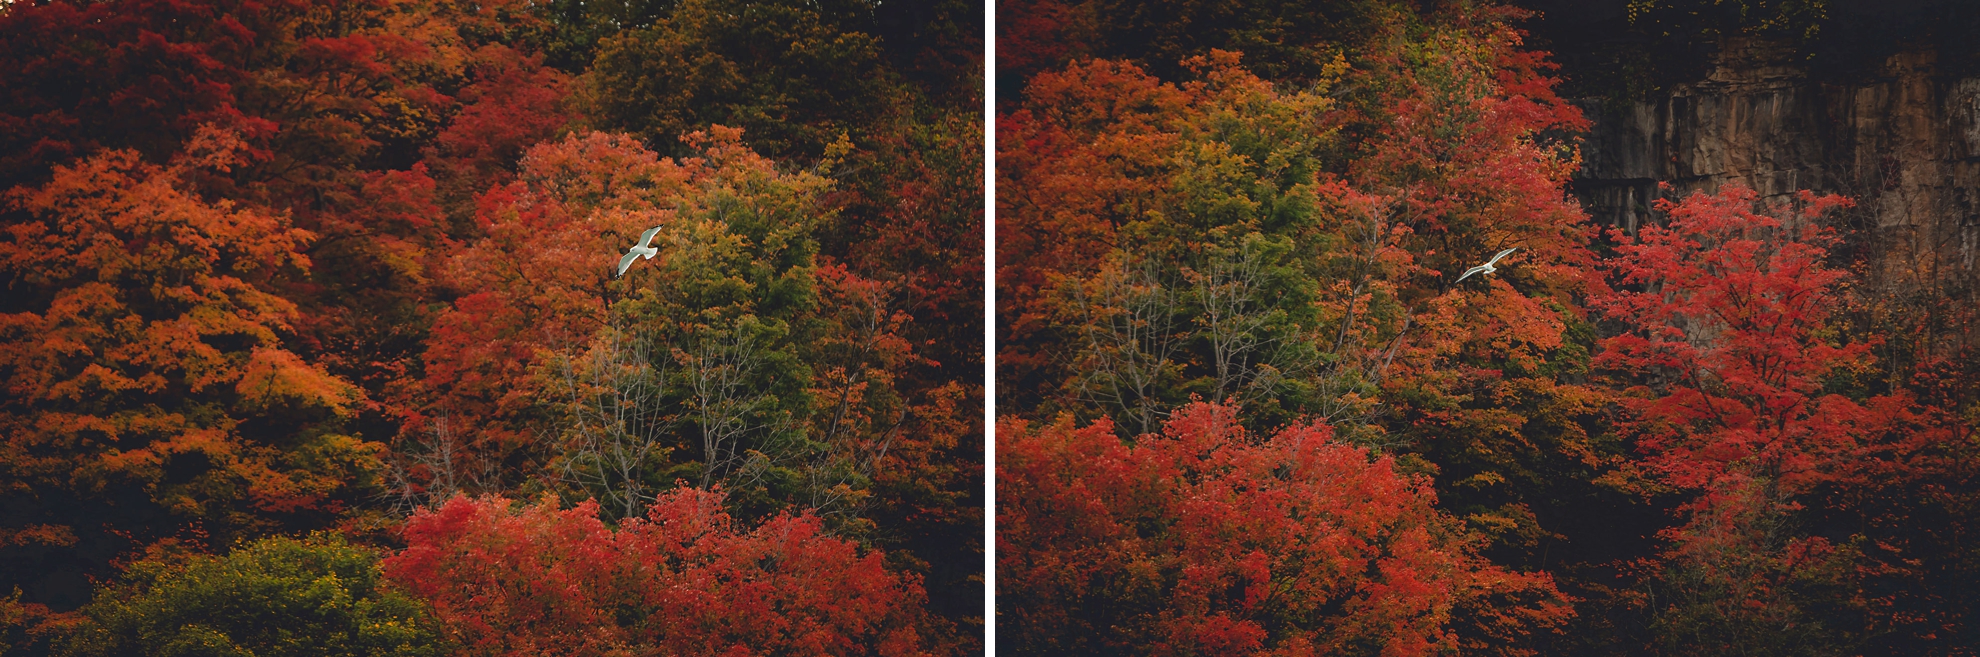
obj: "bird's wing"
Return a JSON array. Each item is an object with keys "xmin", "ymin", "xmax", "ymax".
[
  {"xmin": 617, "ymin": 250, "xmax": 641, "ymax": 277},
  {"xmin": 635, "ymin": 226, "xmax": 662, "ymax": 249},
  {"xmin": 1455, "ymin": 264, "xmax": 1489, "ymax": 282},
  {"xmin": 1486, "ymin": 247, "xmax": 1518, "ymax": 267}
]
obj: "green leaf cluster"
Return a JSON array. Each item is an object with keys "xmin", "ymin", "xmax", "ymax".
[{"xmin": 59, "ymin": 534, "xmax": 447, "ymax": 657}]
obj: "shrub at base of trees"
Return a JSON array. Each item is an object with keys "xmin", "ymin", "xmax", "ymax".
[
  {"xmin": 59, "ymin": 534, "xmax": 448, "ymax": 657},
  {"xmin": 39, "ymin": 489, "xmax": 944, "ymax": 657}
]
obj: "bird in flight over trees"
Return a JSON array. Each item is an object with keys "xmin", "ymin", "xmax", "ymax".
[
  {"xmin": 1455, "ymin": 247, "xmax": 1518, "ymax": 283},
  {"xmin": 617, "ymin": 226, "xmax": 662, "ymax": 277}
]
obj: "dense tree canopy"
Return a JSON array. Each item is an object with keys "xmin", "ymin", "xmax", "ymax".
[
  {"xmin": 0, "ymin": 129, "xmax": 377, "ymax": 607},
  {"xmin": 997, "ymin": 1, "xmax": 1975, "ymax": 655},
  {"xmin": 1, "ymin": 0, "xmax": 981, "ymax": 652},
  {"xmin": 1000, "ymin": 402, "xmax": 1571, "ymax": 656}
]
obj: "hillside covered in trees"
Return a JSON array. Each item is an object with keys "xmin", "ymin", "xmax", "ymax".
[
  {"xmin": 0, "ymin": 0, "xmax": 984, "ymax": 654},
  {"xmin": 996, "ymin": 0, "xmax": 1980, "ymax": 654}
]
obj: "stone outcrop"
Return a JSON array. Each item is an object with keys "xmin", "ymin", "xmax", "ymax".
[{"xmin": 1571, "ymin": 38, "xmax": 1980, "ymax": 292}]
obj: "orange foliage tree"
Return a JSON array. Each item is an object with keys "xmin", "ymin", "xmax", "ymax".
[{"xmin": 0, "ymin": 128, "xmax": 377, "ymax": 603}]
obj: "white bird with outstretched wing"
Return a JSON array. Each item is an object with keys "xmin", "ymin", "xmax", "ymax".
[
  {"xmin": 1454, "ymin": 247, "xmax": 1518, "ymax": 283},
  {"xmin": 616, "ymin": 226, "xmax": 662, "ymax": 277}
]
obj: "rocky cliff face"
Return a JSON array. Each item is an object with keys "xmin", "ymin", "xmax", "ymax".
[{"xmin": 1572, "ymin": 38, "xmax": 1980, "ymax": 297}]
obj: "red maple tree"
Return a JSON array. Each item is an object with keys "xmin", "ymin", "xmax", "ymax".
[
  {"xmin": 1595, "ymin": 184, "xmax": 1924, "ymax": 650},
  {"xmin": 384, "ymin": 489, "xmax": 938, "ymax": 657},
  {"xmin": 998, "ymin": 402, "xmax": 1571, "ymax": 656}
]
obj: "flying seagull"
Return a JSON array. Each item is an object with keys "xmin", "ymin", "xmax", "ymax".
[
  {"xmin": 1454, "ymin": 247, "xmax": 1518, "ymax": 284},
  {"xmin": 616, "ymin": 226, "xmax": 662, "ymax": 277}
]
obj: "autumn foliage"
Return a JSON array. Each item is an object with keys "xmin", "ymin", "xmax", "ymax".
[
  {"xmin": 996, "ymin": 0, "xmax": 1975, "ymax": 655},
  {"xmin": 405, "ymin": 128, "xmax": 836, "ymax": 506},
  {"xmin": 1, "ymin": 0, "xmax": 979, "ymax": 652},
  {"xmin": 1, "ymin": 127, "xmax": 374, "ymax": 564},
  {"xmin": 1590, "ymin": 185, "xmax": 1948, "ymax": 652},
  {"xmin": 999, "ymin": 402, "xmax": 1571, "ymax": 655},
  {"xmin": 384, "ymin": 491, "xmax": 933, "ymax": 657},
  {"xmin": 1596, "ymin": 186, "xmax": 1871, "ymax": 499}
]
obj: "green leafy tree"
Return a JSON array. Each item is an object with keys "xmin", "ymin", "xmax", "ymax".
[
  {"xmin": 595, "ymin": 126, "xmax": 829, "ymax": 518},
  {"xmin": 414, "ymin": 128, "xmax": 890, "ymax": 522},
  {"xmin": 999, "ymin": 53, "xmax": 1348, "ymax": 436},
  {"xmin": 576, "ymin": 0, "xmax": 983, "ymax": 629},
  {"xmin": 59, "ymin": 533, "xmax": 448, "ymax": 657}
]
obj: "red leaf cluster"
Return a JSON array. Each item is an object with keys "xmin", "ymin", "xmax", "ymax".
[
  {"xmin": 1596, "ymin": 185, "xmax": 1877, "ymax": 497},
  {"xmin": 998, "ymin": 402, "xmax": 1571, "ymax": 656},
  {"xmin": 384, "ymin": 491, "xmax": 936, "ymax": 657}
]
